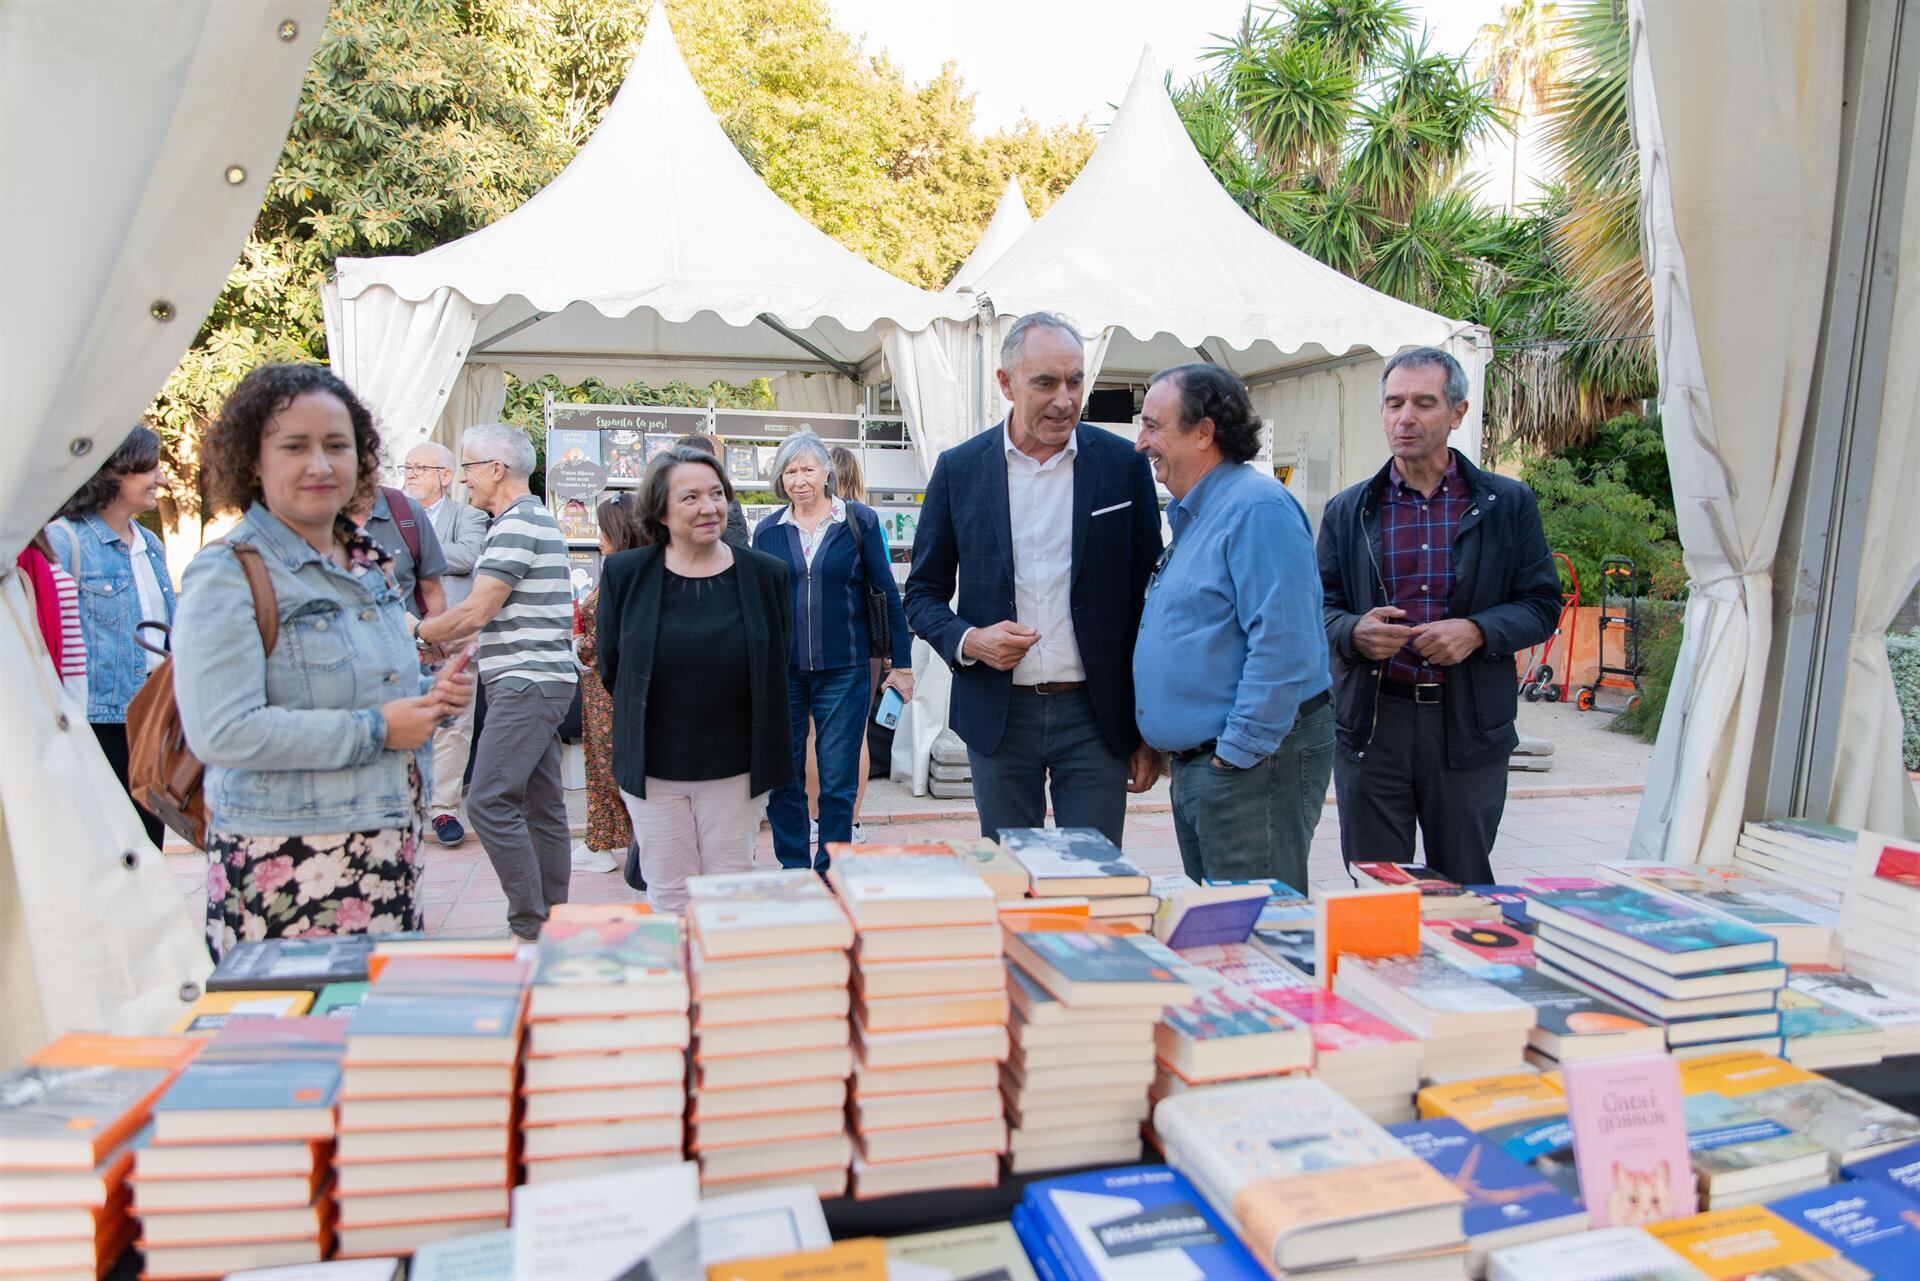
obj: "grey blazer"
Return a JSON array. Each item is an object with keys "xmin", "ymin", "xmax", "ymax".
[{"xmin": 429, "ymin": 497, "xmax": 491, "ymax": 606}]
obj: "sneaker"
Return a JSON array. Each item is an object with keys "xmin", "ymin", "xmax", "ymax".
[
  {"xmin": 570, "ymin": 842, "xmax": 617, "ymax": 873},
  {"xmin": 431, "ymin": 814, "xmax": 465, "ymax": 846},
  {"xmin": 849, "ymin": 823, "xmax": 867, "ymax": 844}
]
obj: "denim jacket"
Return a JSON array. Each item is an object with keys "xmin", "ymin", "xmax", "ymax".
[
  {"xmin": 45, "ymin": 514, "xmax": 177, "ymax": 722},
  {"xmin": 172, "ymin": 504, "xmax": 430, "ymax": 837}
]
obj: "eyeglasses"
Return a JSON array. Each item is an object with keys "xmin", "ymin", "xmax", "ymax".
[
  {"xmin": 456, "ymin": 459, "xmax": 500, "ymax": 473},
  {"xmin": 402, "ymin": 463, "xmax": 450, "ymax": 475}
]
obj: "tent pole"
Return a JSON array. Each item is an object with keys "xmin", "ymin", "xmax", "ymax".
[
  {"xmin": 472, "ymin": 311, "xmax": 553, "ymax": 353},
  {"xmin": 755, "ymin": 314, "xmax": 863, "ymax": 384}
]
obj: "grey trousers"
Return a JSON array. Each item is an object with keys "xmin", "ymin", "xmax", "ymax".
[
  {"xmin": 1332, "ymin": 691, "xmax": 1509, "ymax": 886},
  {"xmin": 1168, "ymin": 699, "xmax": 1335, "ymax": 894},
  {"xmin": 467, "ymin": 679, "xmax": 575, "ymax": 938}
]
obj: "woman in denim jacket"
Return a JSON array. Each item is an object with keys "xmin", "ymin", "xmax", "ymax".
[
  {"xmin": 172, "ymin": 365, "xmax": 474, "ymax": 959},
  {"xmin": 46, "ymin": 423, "xmax": 176, "ymax": 845}
]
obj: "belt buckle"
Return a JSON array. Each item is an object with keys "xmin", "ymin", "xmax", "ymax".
[{"xmin": 1414, "ymin": 683, "xmax": 1442, "ymax": 704}]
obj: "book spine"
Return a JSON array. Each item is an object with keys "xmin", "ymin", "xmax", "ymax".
[{"xmin": 1013, "ymin": 1198, "xmax": 1084, "ymax": 1281}]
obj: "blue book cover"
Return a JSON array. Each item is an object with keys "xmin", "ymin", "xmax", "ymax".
[
  {"xmin": 1388, "ymin": 1117, "xmax": 1586, "ymax": 1240},
  {"xmin": 153, "ymin": 1059, "xmax": 340, "ymax": 1115},
  {"xmin": 1163, "ymin": 895, "xmax": 1266, "ymax": 950},
  {"xmin": 1204, "ymin": 877, "xmax": 1306, "ymax": 904},
  {"xmin": 1482, "ymin": 1114, "xmax": 1581, "ymax": 1200},
  {"xmin": 1842, "ymin": 1141, "xmax": 1920, "ymax": 1202},
  {"xmin": 1011, "ymin": 1199, "xmax": 1071, "ymax": 1281},
  {"xmin": 1021, "ymin": 1164, "xmax": 1267, "ymax": 1281},
  {"xmin": 1767, "ymin": 1180, "xmax": 1920, "ymax": 1276},
  {"xmin": 1465, "ymin": 884, "xmax": 1539, "ymax": 934},
  {"xmin": 1533, "ymin": 887, "xmax": 1776, "ymax": 958},
  {"xmin": 351, "ymin": 990, "xmax": 521, "ymax": 1039}
]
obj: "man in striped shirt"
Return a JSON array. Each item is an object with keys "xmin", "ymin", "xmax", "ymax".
[{"xmin": 416, "ymin": 424, "xmax": 579, "ymax": 939}]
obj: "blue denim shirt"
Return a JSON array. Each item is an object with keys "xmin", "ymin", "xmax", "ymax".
[
  {"xmin": 172, "ymin": 504, "xmax": 430, "ymax": 837},
  {"xmin": 1133, "ymin": 462, "xmax": 1332, "ymax": 766},
  {"xmin": 45, "ymin": 514, "xmax": 177, "ymax": 722}
]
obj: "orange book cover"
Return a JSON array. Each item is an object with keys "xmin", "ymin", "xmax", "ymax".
[
  {"xmin": 27, "ymin": 1034, "xmax": 204, "ymax": 1073},
  {"xmin": 709, "ymin": 1238, "xmax": 888, "ymax": 1280},
  {"xmin": 1314, "ymin": 886, "xmax": 1420, "ymax": 985},
  {"xmin": 1417, "ymin": 1072, "xmax": 1566, "ymax": 1129},
  {"xmin": 824, "ymin": 843, "xmax": 952, "ymax": 859},
  {"xmin": 1674, "ymin": 1050, "xmax": 1815, "ymax": 1098},
  {"xmin": 547, "ymin": 902, "xmax": 653, "ymax": 922},
  {"xmin": 1644, "ymin": 1206, "xmax": 1841, "ymax": 1279},
  {"xmin": 1235, "ymin": 1158, "xmax": 1464, "ymax": 1263}
]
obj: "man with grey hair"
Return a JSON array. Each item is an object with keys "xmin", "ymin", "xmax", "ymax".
[
  {"xmin": 906, "ymin": 311, "xmax": 1164, "ymax": 848},
  {"xmin": 404, "ymin": 440, "xmax": 490, "ymax": 846},
  {"xmin": 1317, "ymin": 347, "xmax": 1560, "ymax": 885},
  {"xmin": 417, "ymin": 423, "xmax": 578, "ymax": 938}
]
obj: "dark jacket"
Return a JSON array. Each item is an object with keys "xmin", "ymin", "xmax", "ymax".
[
  {"xmin": 752, "ymin": 499, "xmax": 912, "ymax": 672},
  {"xmin": 1317, "ymin": 449, "xmax": 1561, "ymax": 768},
  {"xmin": 721, "ymin": 499, "xmax": 750, "ymax": 551},
  {"xmin": 904, "ymin": 422, "xmax": 1163, "ymax": 759},
  {"xmin": 595, "ymin": 545, "xmax": 795, "ymax": 799}
]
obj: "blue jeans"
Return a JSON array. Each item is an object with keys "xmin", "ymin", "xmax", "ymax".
[
  {"xmin": 768, "ymin": 665, "xmax": 869, "ymax": 871},
  {"xmin": 1168, "ymin": 699, "xmax": 1335, "ymax": 893},
  {"xmin": 968, "ymin": 686, "xmax": 1128, "ymax": 847}
]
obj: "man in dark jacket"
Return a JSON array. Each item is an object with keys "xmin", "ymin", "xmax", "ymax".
[{"xmin": 1317, "ymin": 348, "xmax": 1560, "ymax": 884}]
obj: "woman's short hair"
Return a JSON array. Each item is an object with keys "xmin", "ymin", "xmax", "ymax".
[
  {"xmin": 637, "ymin": 447, "xmax": 734, "ymax": 547},
  {"xmin": 1147, "ymin": 363, "xmax": 1263, "ymax": 465},
  {"xmin": 829, "ymin": 445, "xmax": 865, "ymax": 504},
  {"xmin": 598, "ymin": 495, "xmax": 647, "ymax": 554},
  {"xmin": 769, "ymin": 431, "xmax": 834, "ymax": 503},
  {"xmin": 57, "ymin": 423, "xmax": 163, "ymax": 520},
  {"xmin": 202, "ymin": 364, "xmax": 381, "ymax": 517}
]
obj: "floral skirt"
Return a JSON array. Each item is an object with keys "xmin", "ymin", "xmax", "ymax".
[{"xmin": 204, "ymin": 765, "xmax": 426, "ymax": 961}]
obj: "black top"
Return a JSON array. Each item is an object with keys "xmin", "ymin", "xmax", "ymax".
[{"xmin": 645, "ymin": 566, "xmax": 751, "ymax": 781}]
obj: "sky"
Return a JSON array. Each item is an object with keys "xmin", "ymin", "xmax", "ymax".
[{"xmin": 824, "ymin": 0, "xmax": 1511, "ymax": 135}]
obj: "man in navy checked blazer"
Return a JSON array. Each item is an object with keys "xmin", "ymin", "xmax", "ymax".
[
  {"xmin": 1318, "ymin": 347, "xmax": 1561, "ymax": 884},
  {"xmin": 905, "ymin": 312, "xmax": 1165, "ymax": 847}
]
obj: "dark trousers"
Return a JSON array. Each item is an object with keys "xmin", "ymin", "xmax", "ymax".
[
  {"xmin": 1168, "ymin": 699, "xmax": 1335, "ymax": 893},
  {"xmin": 1332, "ymin": 692, "xmax": 1508, "ymax": 885},
  {"xmin": 467, "ymin": 679, "xmax": 574, "ymax": 939},
  {"xmin": 92, "ymin": 721, "xmax": 164, "ymax": 847},
  {"xmin": 968, "ymin": 686, "xmax": 1128, "ymax": 848},
  {"xmin": 768, "ymin": 664, "xmax": 868, "ymax": 872}
]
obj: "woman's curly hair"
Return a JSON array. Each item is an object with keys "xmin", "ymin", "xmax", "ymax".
[
  {"xmin": 57, "ymin": 423, "xmax": 162, "ymax": 520},
  {"xmin": 203, "ymin": 364, "xmax": 382, "ymax": 518}
]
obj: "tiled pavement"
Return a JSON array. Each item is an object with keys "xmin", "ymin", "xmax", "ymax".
[{"xmin": 163, "ymin": 789, "xmax": 1646, "ymax": 941}]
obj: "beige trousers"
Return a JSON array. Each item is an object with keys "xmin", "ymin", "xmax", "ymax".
[
  {"xmin": 620, "ymin": 775, "xmax": 763, "ymax": 914},
  {"xmin": 428, "ymin": 693, "xmax": 476, "ymax": 814}
]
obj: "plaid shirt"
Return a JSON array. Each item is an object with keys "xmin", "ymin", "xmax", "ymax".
[{"xmin": 1379, "ymin": 454, "xmax": 1471, "ymax": 684}]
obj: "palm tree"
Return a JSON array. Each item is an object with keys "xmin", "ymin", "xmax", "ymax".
[{"xmin": 1474, "ymin": 0, "xmax": 1564, "ymax": 208}]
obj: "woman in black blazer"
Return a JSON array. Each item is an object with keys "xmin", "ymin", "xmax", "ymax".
[{"xmin": 597, "ymin": 446, "xmax": 795, "ymax": 912}]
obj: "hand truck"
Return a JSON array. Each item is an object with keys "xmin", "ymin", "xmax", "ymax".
[
  {"xmin": 1520, "ymin": 552, "xmax": 1579, "ymax": 703},
  {"xmin": 1576, "ymin": 556, "xmax": 1644, "ymax": 713}
]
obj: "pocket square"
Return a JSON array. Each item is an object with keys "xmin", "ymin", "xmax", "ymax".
[{"xmin": 1089, "ymin": 501, "xmax": 1132, "ymax": 517}]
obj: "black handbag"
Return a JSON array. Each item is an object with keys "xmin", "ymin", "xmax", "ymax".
[{"xmin": 859, "ymin": 508, "xmax": 892, "ymax": 663}]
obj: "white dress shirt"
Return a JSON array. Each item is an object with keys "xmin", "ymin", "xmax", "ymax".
[{"xmin": 993, "ymin": 425, "xmax": 1084, "ymax": 685}]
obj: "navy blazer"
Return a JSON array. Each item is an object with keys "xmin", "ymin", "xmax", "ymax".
[{"xmin": 904, "ymin": 423, "xmax": 1163, "ymax": 758}]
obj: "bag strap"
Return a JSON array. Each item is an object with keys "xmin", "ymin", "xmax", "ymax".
[
  {"xmin": 382, "ymin": 486, "xmax": 428, "ymax": 614},
  {"xmin": 220, "ymin": 541, "xmax": 279, "ymax": 656}
]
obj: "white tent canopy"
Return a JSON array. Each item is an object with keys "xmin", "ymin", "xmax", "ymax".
[
  {"xmin": 950, "ymin": 177, "xmax": 1034, "ymax": 293},
  {"xmin": 323, "ymin": 1, "xmax": 968, "ymax": 461},
  {"xmin": 883, "ymin": 48, "xmax": 1484, "ymax": 526}
]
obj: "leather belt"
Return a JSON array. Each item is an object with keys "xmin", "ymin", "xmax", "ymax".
[
  {"xmin": 1169, "ymin": 690, "xmax": 1331, "ymax": 762},
  {"xmin": 1023, "ymin": 681, "xmax": 1088, "ymax": 696},
  {"xmin": 1380, "ymin": 679, "xmax": 1444, "ymax": 704}
]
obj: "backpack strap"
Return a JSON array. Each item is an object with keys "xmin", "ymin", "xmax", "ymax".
[
  {"xmin": 221, "ymin": 541, "xmax": 279, "ymax": 656},
  {"xmin": 382, "ymin": 486, "xmax": 427, "ymax": 614}
]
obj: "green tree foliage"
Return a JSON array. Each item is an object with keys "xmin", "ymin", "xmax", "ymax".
[
  {"xmin": 148, "ymin": 0, "xmax": 1092, "ymax": 530},
  {"xmin": 1521, "ymin": 410, "xmax": 1683, "ymax": 603}
]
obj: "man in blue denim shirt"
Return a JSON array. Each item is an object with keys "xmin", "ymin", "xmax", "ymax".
[{"xmin": 1132, "ymin": 364, "xmax": 1334, "ymax": 891}]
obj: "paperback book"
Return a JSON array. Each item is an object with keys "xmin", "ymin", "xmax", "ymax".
[
  {"xmin": 1017, "ymin": 1164, "xmax": 1269, "ymax": 1281},
  {"xmin": 1528, "ymin": 887, "xmax": 1779, "ymax": 974},
  {"xmin": 1682, "ymin": 1092, "xmax": 1828, "ymax": 1199},
  {"xmin": 1313, "ymin": 885, "xmax": 1421, "ymax": 985},
  {"xmin": 1643, "ymin": 1205, "xmax": 1858, "ymax": 1280},
  {"xmin": 998, "ymin": 828, "xmax": 1149, "ymax": 897},
  {"xmin": 1559, "ymin": 1052, "xmax": 1696, "ymax": 1227},
  {"xmin": 1388, "ymin": 1117, "xmax": 1587, "ymax": 1266},
  {"xmin": 206, "ymin": 936, "xmax": 374, "ymax": 992}
]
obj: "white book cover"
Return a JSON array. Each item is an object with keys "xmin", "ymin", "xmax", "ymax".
[
  {"xmin": 1487, "ymin": 1226, "xmax": 1707, "ymax": 1281},
  {"xmin": 999, "ymin": 827, "xmax": 1144, "ymax": 882},
  {"xmin": 697, "ymin": 1185, "xmax": 830, "ymax": 1267},
  {"xmin": 1153, "ymin": 1077, "xmax": 1406, "ymax": 1186},
  {"xmin": 686, "ymin": 869, "xmax": 848, "ymax": 932},
  {"xmin": 1787, "ymin": 969, "xmax": 1920, "ymax": 1031},
  {"xmin": 511, "ymin": 1162, "xmax": 699, "ymax": 1281},
  {"xmin": 407, "ymin": 1230, "xmax": 511, "ymax": 1281},
  {"xmin": 833, "ymin": 853, "xmax": 993, "ymax": 902}
]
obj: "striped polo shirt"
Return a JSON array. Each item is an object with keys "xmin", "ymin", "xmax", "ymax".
[{"xmin": 474, "ymin": 495, "xmax": 576, "ymax": 691}]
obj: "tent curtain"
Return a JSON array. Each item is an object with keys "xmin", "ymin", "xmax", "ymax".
[
  {"xmin": 431, "ymin": 364, "xmax": 508, "ymax": 454},
  {"xmin": 323, "ymin": 282, "xmax": 479, "ymax": 470},
  {"xmin": 1828, "ymin": 133, "xmax": 1920, "ymax": 839},
  {"xmin": 1626, "ymin": 0, "xmax": 1846, "ymax": 865},
  {"xmin": 0, "ymin": 0, "xmax": 325, "ymax": 1061},
  {"xmin": 766, "ymin": 370, "xmax": 859, "ymax": 415},
  {"xmin": 882, "ymin": 318, "xmax": 974, "ymax": 479}
]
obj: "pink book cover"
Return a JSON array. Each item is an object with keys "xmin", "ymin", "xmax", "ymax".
[
  {"xmin": 1522, "ymin": 875, "xmax": 1611, "ymax": 892},
  {"xmin": 1870, "ymin": 840, "xmax": 1920, "ymax": 889},
  {"xmin": 1560, "ymin": 1053, "xmax": 1696, "ymax": 1228},
  {"xmin": 1265, "ymin": 988, "xmax": 1416, "ymax": 1052},
  {"xmin": 1420, "ymin": 918, "xmax": 1535, "ymax": 966}
]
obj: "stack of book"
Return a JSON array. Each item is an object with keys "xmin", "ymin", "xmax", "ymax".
[
  {"xmin": 1732, "ymin": 818, "xmax": 1855, "ymax": 902},
  {"xmin": 521, "ymin": 906, "xmax": 689, "ymax": 1183},
  {"xmin": 1842, "ymin": 1138, "xmax": 1920, "ymax": 1199},
  {"xmin": 1681, "ymin": 1091, "xmax": 1830, "ymax": 1209},
  {"xmin": 1333, "ymin": 951, "xmax": 1537, "ymax": 1082},
  {"xmin": 1003, "ymin": 928, "xmax": 1192, "ymax": 1174},
  {"xmin": 1000, "ymin": 827, "xmax": 1156, "ymax": 930},
  {"xmin": 1150, "ymin": 966, "xmax": 1313, "ymax": 1106},
  {"xmin": 137, "ymin": 1020, "xmax": 341, "ymax": 1278},
  {"xmin": 1438, "ymin": 953, "xmax": 1666, "ymax": 1069},
  {"xmin": 1488, "ymin": 1226, "xmax": 1708, "ymax": 1281},
  {"xmin": 334, "ymin": 955, "xmax": 529, "ymax": 1257},
  {"xmin": 1266, "ymin": 988, "xmax": 1423, "ymax": 1124},
  {"xmin": 1389, "ymin": 1116, "xmax": 1588, "ymax": 1275},
  {"xmin": 1840, "ymin": 831, "xmax": 1920, "ymax": 990},
  {"xmin": 1527, "ymin": 886, "xmax": 1787, "ymax": 1056},
  {"xmin": 1775, "ymin": 987, "xmax": 1885, "ymax": 1069},
  {"xmin": 1418, "ymin": 916, "xmax": 1536, "ymax": 968},
  {"xmin": 1643, "ymin": 1203, "xmax": 1876, "ymax": 1280},
  {"xmin": 1310, "ymin": 884, "xmax": 1422, "ymax": 986},
  {"xmin": 1153, "ymin": 1077, "xmax": 1469, "ymax": 1277},
  {"xmin": 1591, "ymin": 861, "xmax": 1836, "ymax": 965},
  {"xmin": 1676, "ymin": 1049, "xmax": 1920, "ymax": 1173},
  {"xmin": 1249, "ymin": 913, "xmax": 1319, "ymax": 981},
  {"xmin": 1417, "ymin": 1072, "xmax": 1579, "ymax": 1197},
  {"xmin": 1014, "ymin": 1163, "xmax": 1269, "ymax": 1280},
  {"xmin": 684, "ymin": 870, "xmax": 855, "ymax": 1198},
  {"xmin": 1766, "ymin": 1178, "xmax": 1920, "ymax": 1278},
  {"xmin": 939, "ymin": 837, "xmax": 1032, "ymax": 898},
  {"xmin": 829, "ymin": 851, "xmax": 1008, "ymax": 1197},
  {"xmin": 1786, "ymin": 965, "xmax": 1920, "ymax": 1055},
  {"xmin": 205, "ymin": 935, "xmax": 376, "ymax": 999},
  {"xmin": 1351, "ymin": 863, "xmax": 1495, "ymax": 920},
  {"xmin": 0, "ymin": 1034, "xmax": 198, "ymax": 1281},
  {"xmin": 170, "ymin": 988, "xmax": 313, "ymax": 1035}
]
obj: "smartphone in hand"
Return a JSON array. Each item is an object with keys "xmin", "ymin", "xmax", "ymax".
[{"xmin": 874, "ymin": 686, "xmax": 905, "ymax": 730}]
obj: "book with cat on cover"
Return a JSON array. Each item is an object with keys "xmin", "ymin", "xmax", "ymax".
[
  {"xmin": 1527, "ymin": 887, "xmax": 1778, "ymax": 974},
  {"xmin": 1560, "ymin": 1053, "xmax": 1696, "ymax": 1227},
  {"xmin": 1152, "ymin": 1077, "xmax": 1466, "ymax": 1272},
  {"xmin": 1766, "ymin": 1180, "xmax": 1919, "ymax": 1278},
  {"xmin": 826, "ymin": 852, "xmax": 998, "ymax": 929},
  {"xmin": 0, "ymin": 1064, "xmax": 173, "ymax": 1169},
  {"xmin": 206, "ymin": 935, "xmax": 376, "ymax": 992},
  {"xmin": 1644, "ymin": 1205, "xmax": 1859, "ymax": 1280},
  {"xmin": 997, "ymin": 828, "xmax": 1150, "ymax": 897},
  {"xmin": 1388, "ymin": 1117, "xmax": 1586, "ymax": 1261},
  {"xmin": 1313, "ymin": 885, "xmax": 1421, "ymax": 985},
  {"xmin": 687, "ymin": 869, "xmax": 853, "ymax": 958},
  {"xmin": 1019, "ymin": 1164, "xmax": 1269, "ymax": 1281},
  {"xmin": 1682, "ymin": 1092, "xmax": 1828, "ymax": 1195},
  {"xmin": 529, "ymin": 913, "xmax": 687, "ymax": 1018}
]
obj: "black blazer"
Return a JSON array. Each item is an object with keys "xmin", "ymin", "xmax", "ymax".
[
  {"xmin": 904, "ymin": 422, "xmax": 1163, "ymax": 759},
  {"xmin": 1317, "ymin": 449, "xmax": 1562, "ymax": 769},
  {"xmin": 595, "ymin": 545, "xmax": 795, "ymax": 800}
]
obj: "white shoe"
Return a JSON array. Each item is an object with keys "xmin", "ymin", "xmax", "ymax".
[
  {"xmin": 570, "ymin": 842, "xmax": 618, "ymax": 873},
  {"xmin": 850, "ymin": 824, "xmax": 867, "ymax": 844}
]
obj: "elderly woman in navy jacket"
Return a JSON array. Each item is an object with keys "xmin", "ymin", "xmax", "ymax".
[{"xmin": 752, "ymin": 431, "xmax": 912, "ymax": 872}]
